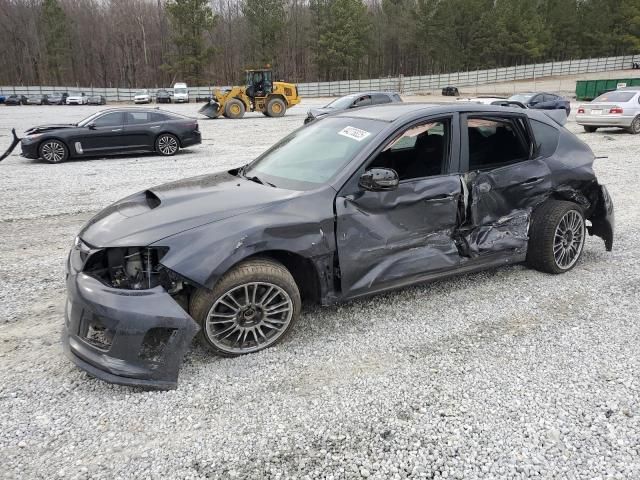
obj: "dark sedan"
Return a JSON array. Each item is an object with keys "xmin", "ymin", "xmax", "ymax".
[
  {"xmin": 20, "ymin": 108, "xmax": 201, "ymax": 163},
  {"xmin": 63, "ymin": 103, "xmax": 614, "ymax": 389},
  {"xmin": 156, "ymin": 89, "xmax": 172, "ymax": 103},
  {"xmin": 304, "ymin": 91, "xmax": 402, "ymax": 124},
  {"xmin": 5, "ymin": 94, "xmax": 26, "ymax": 106},
  {"xmin": 509, "ymin": 92, "xmax": 571, "ymax": 115}
]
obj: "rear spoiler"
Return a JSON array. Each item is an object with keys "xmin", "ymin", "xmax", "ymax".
[{"xmin": 541, "ymin": 109, "xmax": 567, "ymax": 126}]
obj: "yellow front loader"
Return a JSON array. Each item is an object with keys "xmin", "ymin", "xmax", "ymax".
[{"xmin": 199, "ymin": 69, "xmax": 301, "ymax": 119}]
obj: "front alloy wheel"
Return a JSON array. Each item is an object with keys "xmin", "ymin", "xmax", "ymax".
[
  {"xmin": 40, "ymin": 140, "xmax": 68, "ymax": 163},
  {"xmin": 156, "ymin": 134, "xmax": 179, "ymax": 156},
  {"xmin": 190, "ymin": 259, "xmax": 301, "ymax": 356}
]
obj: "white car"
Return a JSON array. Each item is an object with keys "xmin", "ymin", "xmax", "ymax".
[
  {"xmin": 134, "ymin": 89, "xmax": 152, "ymax": 104},
  {"xmin": 66, "ymin": 92, "xmax": 88, "ymax": 105},
  {"xmin": 576, "ymin": 88, "xmax": 640, "ymax": 134},
  {"xmin": 173, "ymin": 83, "xmax": 189, "ymax": 103}
]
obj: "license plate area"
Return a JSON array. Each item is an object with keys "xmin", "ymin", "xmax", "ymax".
[{"xmin": 590, "ymin": 109, "xmax": 603, "ymax": 115}]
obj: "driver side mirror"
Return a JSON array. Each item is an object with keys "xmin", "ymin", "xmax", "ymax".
[
  {"xmin": 87, "ymin": 123, "xmax": 96, "ymax": 130},
  {"xmin": 359, "ymin": 168, "xmax": 399, "ymax": 191}
]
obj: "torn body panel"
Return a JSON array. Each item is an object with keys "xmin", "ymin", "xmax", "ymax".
[{"xmin": 64, "ymin": 246, "xmax": 199, "ymax": 389}]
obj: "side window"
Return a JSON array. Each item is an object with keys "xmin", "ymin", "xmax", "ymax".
[
  {"xmin": 542, "ymin": 94, "xmax": 556, "ymax": 102},
  {"xmin": 392, "ymin": 94, "xmax": 402, "ymax": 102},
  {"xmin": 353, "ymin": 95, "xmax": 372, "ymax": 107},
  {"xmin": 93, "ymin": 112, "xmax": 123, "ymax": 127},
  {"xmin": 529, "ymin": 94, "xmax": 542, "ymax": 105},
  {"xmin": 467, "ymin": 117, "xmax": 529, "ymax": 170},
  {"xmin": 530, "ymin": 119, "xmax": 560, "ymax": 157},
  {"xmin": 368, "ymin": 119, "xmax": 450, "ymax": 181},
  {"xmin": 151, "ymin": 112, "xmax": 168, "ymax": 122},
  {"xmin": 126, "ymin": 112, "xmax": 151, "ymax": 124},
  {"xmin": 372, "ymin": 93, "xmax": 392, "ymax": 105}
]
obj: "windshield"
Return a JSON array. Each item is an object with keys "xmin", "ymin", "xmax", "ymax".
[
  {"xmin": 77, "ymin": 111, "xmax": 105, "ymax": 127},
  {"xmin": 69, "ymin": 91, "xmax": 81, "ymax": 96},
  {"xmin": 509, "ymin": 93, "xmax": 534, "ymax": 102},
  {"xmin": 243, "ymin": 117, "xmax": 385, "ymax": 190},
  {"xmin": 324, "ymin": 95, "xmax": 357, "ymax": 110},
  {"xmin": 175, "ymin": 88, "xmax": 187, "ymax": 94},
  {"xmin": 593, "ymin": 91, "xmax": 637, "ymax": 103},
  {"xmin": 136, "ymin": 90, "xmax": 148, "ymax": 95}
]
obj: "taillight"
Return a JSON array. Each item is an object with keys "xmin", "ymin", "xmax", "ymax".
[
  {"xmin": 609, "ymin": 106, "xmax": 623, "ymax": 114},
  {"xmin": 577, "ymin": 107, "xmax": 585, "ymax": 114}
]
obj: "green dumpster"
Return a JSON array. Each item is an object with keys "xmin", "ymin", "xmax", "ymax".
[{"xmin": 576, "ymin": 77, "xmax": 640, "ymax": 101}]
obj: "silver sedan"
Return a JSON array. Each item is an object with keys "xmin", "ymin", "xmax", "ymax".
[{"xmin": 576, "ymin": 88, "xmax": 640, "ymax": 134}]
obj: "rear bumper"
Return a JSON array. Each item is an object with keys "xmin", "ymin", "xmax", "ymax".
[
  {"xmin": 64, "ymin": 266, "xmax": 199, "ymax": 389},
  {"xmin": 181, "ymin": 131, "xmax": 202, "ymax": 148},
  {"xmin": 576, "ymin": 115, "xmax": 634, "ymax": 128}
]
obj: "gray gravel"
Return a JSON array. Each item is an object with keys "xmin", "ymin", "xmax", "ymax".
[{"xmin": 0, "ymin": 101, "xmax": 639, "ymax": 479}]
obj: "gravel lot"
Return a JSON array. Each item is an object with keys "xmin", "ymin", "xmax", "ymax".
[{"xmin": 0, "ymin": 100, "xmax": 638, "ymax": 479}]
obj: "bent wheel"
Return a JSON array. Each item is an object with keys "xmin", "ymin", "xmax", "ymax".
[
  {"xmin": 190, "ymin": 259, "xmax": 301, "ymax": 356},
  {"xmin": 39, "ymin": 140, "xmax": 69, "ymax": 163},
  {"xmin": 155, "ymin": 134, "xmax": 179, "ymax": 156},
  {"xmin": 526, "ymin": 201, "xmax": 586, "ymax": 274}
]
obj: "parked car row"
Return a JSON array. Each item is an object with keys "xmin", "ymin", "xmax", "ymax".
[{"xmin": 2, "ymin": 92, "xmax": 107, "ymax": 106}]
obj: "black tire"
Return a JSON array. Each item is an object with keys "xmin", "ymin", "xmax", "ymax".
[
  {"xmin": 155, "ymin": 133, "xmax": 180, "ymax": 156},
  {"xmin": 526, "ymin": 201, "xmax": 586, "ymax": 274},
  {"xmin": 266, "ymin": 98, "xmax": 286, "ymax": 117},
  {"xmin": 583, "ymin": 126, "xmax": 598, "ymax": 133},
  {"xmin": 628, "ymin": 115, "xmax": 640, "ymax": 134},
  {"xmin": 39, "ymin": 139, "xmax": 69, "ymax": 163},
  {"xmin": 224, "ymin": 99, "xmax": 245, "ymax": 119},
  {"xmin": 190, "ymin": 258, "xmax": 301, "ymax": 357}
]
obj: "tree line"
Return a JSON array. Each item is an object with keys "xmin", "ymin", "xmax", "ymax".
[{"xmin": 0, "ymin": 0, "xmax": 638, "ymax": 88}]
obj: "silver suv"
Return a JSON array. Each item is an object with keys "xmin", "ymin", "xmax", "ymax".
[{"xmin": 576, "ymin": 87, "xmax": 640, "ymax": 134}]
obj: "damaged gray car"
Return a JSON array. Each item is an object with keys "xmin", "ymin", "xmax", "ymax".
[{"xmin": 64, "ymin": 103, "xmax": 614, "ymax": 389}]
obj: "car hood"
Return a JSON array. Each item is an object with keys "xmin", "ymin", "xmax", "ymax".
[
  {"xmin": 25, "ymin": 124, "xmax": 77, "ymax": 134},
  {"xmin": 79, "ymin": 171, "xmax": 299, "ymax": 247}
]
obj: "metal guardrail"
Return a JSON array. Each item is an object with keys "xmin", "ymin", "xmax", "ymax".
[{"xmin": 1, "ymin": 54, "xmax": 639, "ymax": 100}]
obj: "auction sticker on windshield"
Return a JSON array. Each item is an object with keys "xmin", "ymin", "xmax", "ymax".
[{"xmin": 338, "ymin": 126, "xmax": 371, "ymax": 141}]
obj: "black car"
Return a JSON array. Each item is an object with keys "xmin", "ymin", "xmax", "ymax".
[
  {"xmin": 87, "ymin": 95, "xmax": 107, "ymax": 105},
  {"xmin": 442, "ymin": 86, "xmax": 460, "ymax": 96},
  {"xmin": 156, "ymin": 89, "xmax": 172, "ymax": 103},
  {"xmin": 63, "ymin": 103, "xmax": 614, "ymax": 389},
  {"xmin": 5, "ymin": 94, "xmax": 26, "ymax": 106},
  {"xmin": 509, "ymin": 92, "xmax": 571, "ymax": 115},
  {"xmin": 20, "ymin": 108, "xmax": 201, "ymax": 163},
  {"xmin": 304, "ymin": 91, "xmax": 402, "ymax": 124},
  {"xmin": 47, "ymin": 92, "xmax": 68, "ymax": 105}
]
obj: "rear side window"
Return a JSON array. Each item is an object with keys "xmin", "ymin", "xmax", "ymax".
[
  {"xmin": 467, "ymin": 117, "xmax": 529, "ymax": 170},
  {"xmin": 530, "ymin": 119, "xmax": 560, "ymax": 158},
  {"xmin": 372, "ymin": 93, "xmax": 392, "ymax": 104}
]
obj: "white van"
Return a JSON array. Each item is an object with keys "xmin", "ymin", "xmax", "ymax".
[{"xmin": 173, "ymin": 83, "xmax": 189, "ymax": 103}]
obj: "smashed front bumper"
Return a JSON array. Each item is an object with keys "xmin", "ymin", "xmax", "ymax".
[{"xmin": 64, "ymin": 253, "xmax": 199, "ymax": 389}]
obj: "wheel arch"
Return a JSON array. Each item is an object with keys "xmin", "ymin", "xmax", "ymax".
[{"xmin": 38, "ymin": 136, "xmax": 72, "ymax": 158}]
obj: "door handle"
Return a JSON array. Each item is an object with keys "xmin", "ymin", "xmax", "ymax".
[
  {"xmin": 522, "ymin": 177, "xmax": 543, "ymax": 185},
  {"xmin": 150, "ymin": 125, "xmax": 161, "ymax": 129},
  {"xmin": 111, "ymin": 128, "xmax": 122, "ymax": 132}
]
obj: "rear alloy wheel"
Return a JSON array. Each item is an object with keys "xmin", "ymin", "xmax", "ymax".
[
  {"xmin": 155, "ymin": 134, "xmax": 179, "ymax": 156},
  {"xmin": 266, "ymin": 98, "xmax": 286, "ymax": 117},
  {"xmin": 583, "ymin": 126, "xmax": 598, "ymax": 133},
  {"xmin": 39, "ymin": 140, "xmax": 69, "ymax": 163},
  {"xmin": 628, "ymin": 115, "xmax": 640, "ymax": 134},
  {"xmin": 190, "ymin": 259, "xmax": 301, "ymax": 356},
  {"xmin": 527, "ymin": 201, "xmax": 586, "ymax": 274},
  {"xmin": 224, "ymin": 99, "xmax": 245, "ymax": 119}
]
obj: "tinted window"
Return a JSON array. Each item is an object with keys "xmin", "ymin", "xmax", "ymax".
[
  {"xmin": 93, "ymin": 112, "xmax": 123, "ymax": 127},
  {"xmin": 593, "ymin": 91, "xmax": 636, "ymax": 102},
  {"xmin": 368, "ymin": 120, "xmax": 449, "ymax": 180},
  {"xmin": 125, "ymin": 111, "xmax": 167, "ymax": 124},
  {"xmin": 543, "ymin": 94, "xmax": 557, "ymax": 102},
  {"xmin": 372, "ymin": 93, "xmax": 392, "ymax": 104},
  {"xmin": 392, "ymin": 94, "xmax": 402, "ymax": 102},
  {"xmin": 353, "ymin": 95, "xmax": 372, "ymax": 107},
  {"xmin": 467, "ymin": 117, "xmax": 529, "ymax": 170},
  {"xmin": 530, "ymin": 119, "xmax": 559, "ymax": 157}
]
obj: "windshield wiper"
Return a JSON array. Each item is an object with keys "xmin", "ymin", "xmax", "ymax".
[{"xmin": 239, "ymin": 167, "xmax": 276, "ymax": 187}]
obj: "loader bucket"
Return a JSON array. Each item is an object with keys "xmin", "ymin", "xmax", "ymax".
[{"xmin": 199, "ymin": 101, "xmax": 222, "ymax": 119}]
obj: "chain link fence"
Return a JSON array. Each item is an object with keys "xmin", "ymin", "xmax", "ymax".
[{"xmin": 2, "ymin": 54, "xmax": 639, "ymax": 101}]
